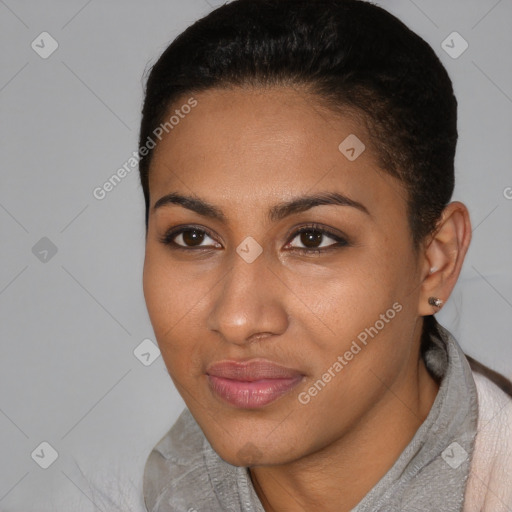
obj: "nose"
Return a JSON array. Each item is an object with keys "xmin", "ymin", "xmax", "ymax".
[{"xmin": 206, "ymin": 251, "xmax": 289, "ymax": 346}]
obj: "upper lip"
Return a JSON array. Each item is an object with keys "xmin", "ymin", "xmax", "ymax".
[{"xmin": 206, "ymin": 359, "xmax": 304, "ymax": 381}]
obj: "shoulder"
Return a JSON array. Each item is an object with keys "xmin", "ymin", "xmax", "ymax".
[
  {"xmin": 143, "ymin": 408, "xmax": 218, "ymax": 512},
  {"xmin": 145, "ymin": 407, "xmax": 206, "ymax": 466},
  {"xmin": 464, "ymin": 370, "xmax": 512, "ymax": 512}
]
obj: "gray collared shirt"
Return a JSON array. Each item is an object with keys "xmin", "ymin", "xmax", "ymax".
[{"xmin": 143, "ymin": 323, "xmax": 479, "ymax": 511}]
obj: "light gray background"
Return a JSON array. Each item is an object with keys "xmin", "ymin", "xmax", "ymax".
[{"xmin": 0, "ymin": 0, "xmax": 511, "ymax": 510}]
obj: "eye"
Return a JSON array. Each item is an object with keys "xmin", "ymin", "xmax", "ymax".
[
  {"xmin": 159, "ymin": 225, "xmax": 221, "ymax": 250},
  {"xmin": 159, "ymin": 223, "xmax": 349, "ymax": 254},
  {"xmin": 285, "ymin": 224, "xmax": 349, "ymax": 254}
]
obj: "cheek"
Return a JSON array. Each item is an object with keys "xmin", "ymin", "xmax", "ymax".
[
  {"xmin": 142, "ymin": 251, "xmax": 171, "ymax": 329},
  {"xmin": 297, "ymin": 244, "xmax": 416, "ymax": 378},
  {"xmin": 311, "ymin": 250, "xmax": 399, "ymax": 324},
  {"xmin": 142, "ymin": 247, "xmax": 188, "ymax": 352},
  {"xmin": 142, "ymin": 245, "xmax": 210, "ymax": 372}
]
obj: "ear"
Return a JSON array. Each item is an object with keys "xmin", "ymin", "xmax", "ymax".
[{"xmin": 418, "ymin": 201, "xmax": 472, "ymax": 316}]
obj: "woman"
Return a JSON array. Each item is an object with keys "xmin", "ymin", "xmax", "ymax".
[{"xmin": 139, "ymin": 0, "xmax": 512, "ymax": 510}]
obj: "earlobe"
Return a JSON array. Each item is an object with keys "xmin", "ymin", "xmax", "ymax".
[
  {"xmin": 427, "ymin": 296, "xmax": 444, "ymax": 309},
  {"xmin": 417, "ymin": 201, "xmax": 472, "ymax": 316}
]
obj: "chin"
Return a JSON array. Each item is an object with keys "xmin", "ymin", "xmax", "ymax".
[{"xmin": 210, "ymin": 433, "xmax": 300, "ymax": 467}]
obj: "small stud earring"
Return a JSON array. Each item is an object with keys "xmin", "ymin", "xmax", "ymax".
[
  {"xmin": 428, "ymin": 297, "xmax": 444, "ymax": 308},
  {"xmin": 429, "ymin": 266, "xmax": 438, "ymax": 274}
]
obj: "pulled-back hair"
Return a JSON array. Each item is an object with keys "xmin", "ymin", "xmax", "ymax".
[
  {"xmin": 138, "ymin": 0, "xmax": 511, "ymax": 395},
  {"xmin": 139, "ymin": 0, "xmax": 456, "ymax": 247}
]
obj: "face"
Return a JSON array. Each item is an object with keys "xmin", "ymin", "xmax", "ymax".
[{"xmin": 143, "ymin": 86, "xmax": 425, "ymax": 466}]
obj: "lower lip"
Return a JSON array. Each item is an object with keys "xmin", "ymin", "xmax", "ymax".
[{"xmin": 207, "ymin": 375, "xmax": 303, "ymax": 409}]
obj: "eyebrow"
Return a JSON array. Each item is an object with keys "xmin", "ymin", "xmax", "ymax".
[{"xmin": 153, "ymin": 191, "xmax": 370, "ymax": 222}]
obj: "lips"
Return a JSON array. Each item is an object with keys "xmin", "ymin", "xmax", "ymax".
[{"xmin": 206, "ymin": 359, "xmax": 304, "ymax": 409}]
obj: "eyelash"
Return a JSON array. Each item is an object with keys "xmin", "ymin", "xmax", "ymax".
[{"xmin": 159, "ymin": 223, "xmax": 349, "ymax": 255}]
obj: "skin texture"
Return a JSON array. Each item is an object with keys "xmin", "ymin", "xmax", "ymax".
[{"xmin": 143, "ymin": 86, "xmax": 472, "ymax": 511}]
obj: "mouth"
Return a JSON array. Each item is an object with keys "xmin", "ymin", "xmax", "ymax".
[{"xmin": 206, "ymin": 359, "xmax": 305, "ymax": 409}]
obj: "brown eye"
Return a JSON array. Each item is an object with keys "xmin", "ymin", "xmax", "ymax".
[
  {"xmin": 286, "ymin": 225, "xmax": 347, "ymax": 253},
  {"xmin": 160, "ymin": 226, "xmax": 221, "ymax": 249},
  {"xmin": 299, "ymin": 229, "xmax": 324, "ymax": 248},
  {"xmin": 181, "ymin": 229, "xmax": 206, "ymax": 246}
]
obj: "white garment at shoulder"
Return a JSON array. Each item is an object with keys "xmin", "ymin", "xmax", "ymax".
[{"xmin": 464, "ymin": 371, "xmax": 512, "ymax": 512}]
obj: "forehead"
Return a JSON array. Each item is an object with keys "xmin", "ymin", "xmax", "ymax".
[
  {"xmin": 151, "ymin": 86, "xmax": 365, "ymax": 168},
  {"xmin": 148, "ymin": 86, "xmax": 405, "ymax": 218}
]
